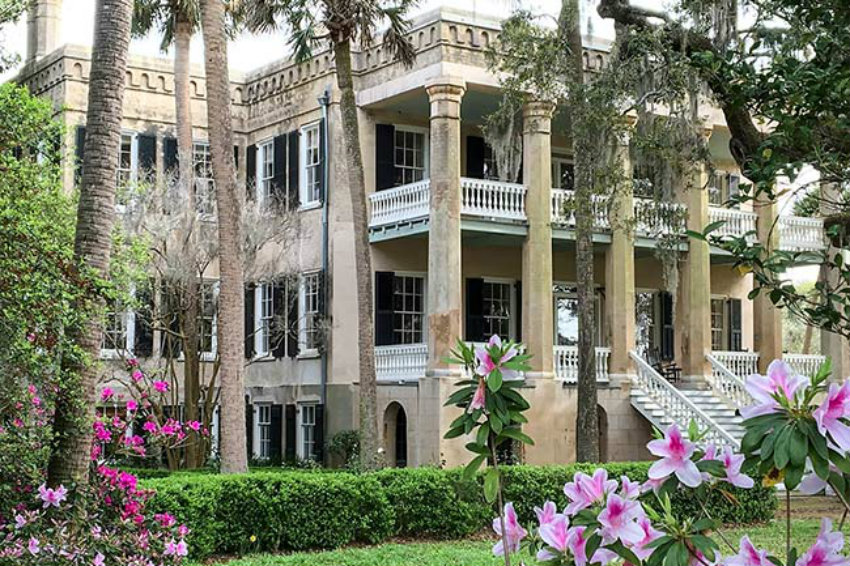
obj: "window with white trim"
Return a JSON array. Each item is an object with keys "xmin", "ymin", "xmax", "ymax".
[
  {"xmin": 193, "ymin": 142, "xmax": 215, "ymax": 215},
  {"xmin": 393, "ymin": 275, "xmax": 425, "ymax": 344},
  {"xmin": 483, "ymin": 143, "xmax": 499, "ymax": 180},
  {"xmin": 199, "ymin": 281, "xmax": 218, "ymax": 357},
  {"xmin": 552, "ymin": 157, "xmax": 575, "ymax": 190},
  {"xmin": 101, "ymin": 294, "xmax": 135, "ymax": 357},
  {"xmin": 299, "ymin": 403, "xmax": 317, "ymax": 460},
  {"xmin": 553, "ymin": 284, "xmax": 605, "ymax": 347},
  {"xmin": 708, "ymin": 172, "xmax": 741, "ymax": 208},
  {"xmin": 394, "ymin": 128, "xmax": 426, "ymax": 186},
  {"xmin": 483, "ymin": 281, "xmax": 512, "ymax": 339},
  {"xmin": 635, "ymin": 291, "xmax": 658, "ymax": 358},
  {"xmin": 300, "ymin": 272, "xmax": 321, "ymax": 352},
  {"xmin": 300, "ymin": 123, "xmax": 321, "ymax": 205},
  {"xmin": 257, "ymin": 140, "xmax": 274, "ymax": 206},
  {"xmin": 254, "ymin": 283, "xmax": 275, "ymax": 357},
  {"xmin": 256, "ymin": 404, "xmax": 271, "ymax": 460},
  {"xmin": 711, "ymin": 297, "xmax": 726, "ymax": 351},
  {"xmin": 117, "ymin": 133, "xmax": 136, "ymax": 188}
]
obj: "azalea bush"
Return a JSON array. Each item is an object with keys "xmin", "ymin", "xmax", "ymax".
[{"xmin": 447, "ymin": 335, "xmax": 850, "ymax": 566}]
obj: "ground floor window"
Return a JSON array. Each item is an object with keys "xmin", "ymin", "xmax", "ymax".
[
  {"xmin": 483, "ymin": 281, "xmax": 512, "ymax": 339},
  {"xmin": 256, "ymin": 404, "xmax": 271, "ymax": 460},
  {"xmin": 299, "ymin": 404, "xmax": 317, "ymax": 461}
]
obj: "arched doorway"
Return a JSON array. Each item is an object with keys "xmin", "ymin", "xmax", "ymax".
[
  {"xmin": 597, "ymin": 405, "xmax": 609, "ymax": 462},
  {"xmin": 383, "ymin": 402, "xmax": 408, "ymax": 468}
]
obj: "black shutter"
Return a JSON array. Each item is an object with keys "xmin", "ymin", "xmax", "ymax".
[
  {"xmin": 163, "ymin": 136, "xmax": 178, "ymax": 176},
  {"xmin": 134, "ymin": 285, "xmax": 154, "ymax": 358},
  {"xmin": 272, "ymin": 282, "xmax": 287, "ymax": 358},
  {"xmin": 270, "ymin": 404, "xmax": 283, "ymax": 461},
  {"xmin": 233, "ymin": 145, "xmax": 239, "ymax": 169},
  {"xmin": 273, "ymin": 134, "xmax": 287, "ymax": 207},
  {"xmin": 137, "ymin": 134, "xmax": 157, "ymax": 182},
  {"xmin": 246, "ymin": 144, "xmax": 257, "ymax": 200},
  {"xmin": 375, "ymin": 271, "xmax": 395, "ymax": 346},
  {"xmin": 660, "ymin": 292, "xmax": 674, "ymax": 361},
  {"xmin": 287, "ymin": 130, "xmax": 299, "ymax": 209},
  {"xmin": 466, "ymin": 278, "xmax": 485, "ymax": 342},
  {"xmin": 728, "ymin": 299, "xmax": 742, "ymax": 351},
  {"xmin": 375, "ymin": 124, "xmax": 395, "ymax": 191},
  {"xmin": 245, "ymin": 283, "xmax": 255, "ymax": 359},
  {"xmin": 514, "ymin": 281, "xmax": 522, "ymax": 342},
  {"xmin": 318, "ymin": 118, "xmax": 326, "ymax": 203},
  {"xmin": 285, "ymin": 404, "xmax": 296, "ymax": 461},
  {"xmin": 287, "ymin": 281, "xmax": 299, "ymax": 358},
  {"xmin": 314, "ymin": 404, "xmax": 325, "ymax": 463},
  {"xmin": 74, "ymin": 125, "xmax": 86, "ymax": 186},
  {"xmin": 245, "ymin": 401, "xmax": 254, "ymax": 459},
  {"xmin": 466, "ymin": 135, "xmax": 486, "ymax": 179}
]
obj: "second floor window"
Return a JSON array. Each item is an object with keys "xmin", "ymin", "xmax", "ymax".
[
  {"xmin": 553, "ymin": 158, "xmax": 575, "ymax": 190},
  {"xmin": 301, "ymin": 123, "xmax": 321, "ymax": 205},
  {"xmin": 193, "ymin": 142, "xmax": 215, "ymax": 215},
  {"xmin": 117, "ymin": 133, "xmax": 136, "ymax": 188},
  {"xmin": 394, "ymin": 128, "xmax": 426, "ymax": 186},
  {"xmin": 300, "ymin": 272, "xmax": 322, "ymax": 352},
  {"xmin": 255, "ymin": 283, "xmax": 275, "ymax": 356},
  {"xmin": 102, "ymin": 299, "xmax": 128, "ymax": 354},
  {"xmin": 199, "ymin": 281, "xmax": 218, "ymax": 357},
  {"xmin": 258, "ymin": 140, "xmax": 274, "ymax": 206}
]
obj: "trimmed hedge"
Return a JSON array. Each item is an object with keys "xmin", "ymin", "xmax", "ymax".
[{"xmin": 142, "ymin": 463, "xmax": 777, "ymax": 559}]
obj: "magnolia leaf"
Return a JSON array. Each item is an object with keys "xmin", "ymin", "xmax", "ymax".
[
  {"xmin": 499, "ymin": 427, "xmax": 535, "ymax": 446},
  {"xmin": 488, "ymin": 369, "xmax": 503, "ymax": 393},
  {"xmin": 463, "ymin": 454, "xmax": 486, "ymax": 481},
  {"xmin": 484, "ymin": 467, "xmax": 500, "ymax": 503}
]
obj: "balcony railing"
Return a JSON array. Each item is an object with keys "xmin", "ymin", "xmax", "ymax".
[
  {"xmin": 784, "ymin": 353, "xmax": 827, "ymax": 377},
  {"xmin": 461, "ymin": 178, "xmax": 526, "ymax": 222},
  {"xmin": 375, "ymin": 344, "xmax": 427, "ymax": 381},
  {"xmin": 710, "ymin": 350, "xmax": 759, "ymax": 380},
  {"xmin": 368, "ymin": 180, "xmax": 430, "ymax": 228},
  {"xmin": 553, "ymin": 346, "xmax": 611, "ymax": 383},
  {"xmin": 779, "ymin": 216, "xmax": 825, "ymax": 252},
  {"xmin": 708, "ymin": 207, "xmax": 757, "ymax": 242},
  {"xmin": 550, "ymin": 189, "xmax": 609, "ymax": 230},
  {"xmin": 634, "ymin": 198, "xmax": 687, "ymax": 237}
]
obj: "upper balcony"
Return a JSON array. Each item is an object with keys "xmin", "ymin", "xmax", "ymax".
[{"xmin": 707, "ymin": 207, "xmax": 825, "ymax": 255}]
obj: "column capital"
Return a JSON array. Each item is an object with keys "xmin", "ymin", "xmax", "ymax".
[
  {"xmin": 424, "ymin": 76, "xmax": 466, "ymax": 102},
  {"xmin": 522, "ymin": 100, "xmax": 556, "ymax": 135}
]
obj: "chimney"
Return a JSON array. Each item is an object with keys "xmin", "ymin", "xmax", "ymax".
[{"xmin": 26, "ymin": 0, "xmax": 62, "ymax": 64}]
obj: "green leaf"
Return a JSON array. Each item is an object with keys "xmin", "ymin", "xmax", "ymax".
[
  {"xmin": 476, "ymin": 422, "xmax": 490, "ymax": 446},
  {"xmin": 607, "ymin": 540, "xmax": 640, "ymax": 566},
  {"xmin": 773, "ymin": 425, "xmax": 793, "ymax": 469},
  {"xmin": 785, "ymin": 461, "xmax": 804, "ymax": 490},
  {"xmin": 499, "ymin": 427, "xmax": 535, "ymax": 446},
  {"xmin": 465, "ymin": 442, "xmax": 490, "ymax": 456},
  {"xmin": 463, "ymin": 454, "xmax": 486, "ymax": 481},
  {"xmin": 444, "ymin": 424, "xmax": 466, "ymax": 439},
  {"xmin": 789, "ymin": 426, "xmax": 808, "ymax": 467},
  {"xmin": 484, "ymin": 467, "xmax": 500, "ymax": 503},
  {"xmin": 487, "ymin": 369, "xmax": 503, "ymax": 393}
]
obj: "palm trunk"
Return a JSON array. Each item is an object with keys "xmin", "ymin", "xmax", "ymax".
[
  {"xmin": 173, "ymin": 14, "xmax": 202, "ymax": 469},
  {"xmin": 46, "ymin": 0, "xmax": 134, "ymax": 487},
  {"xmin": 332, "ymin": 39, "xmax": 380, "ymax": 470},
  {"xmin": 562, "ymin": 0, "xmax": 600, "ymax": 462},
  {"xmin": 200, "ymin": 0, "xmax": 247, "ymax": 474}
]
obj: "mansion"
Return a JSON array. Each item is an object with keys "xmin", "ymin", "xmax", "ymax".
[{"xmin": 15, "ymin": 1, "xmax": 842, "ymax": 468}]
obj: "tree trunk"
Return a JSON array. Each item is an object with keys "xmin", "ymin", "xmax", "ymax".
[
  {"xmin": 47, "ymin": 0, "xmax": 134, "ymax": 487},
  {"xmin": 332, "ymin": 39, "xmax": 380, "ymax": 470},
  {"xmin": 200, "ymin": 0, "xmax": 247, "ymax": 474},
  {"xmin": 563, "ymin": 0, "xmax": 600, "ymax": 462},
  {"xmin": 173, "ymin": 14, "xmax": 202, "ymax": 469}
]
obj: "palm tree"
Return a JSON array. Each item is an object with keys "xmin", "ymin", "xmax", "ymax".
[
  {"xmin": 241, "ymin": 0, "xmax": 414, "ymax": 469},
  {"xmin": 199, "ymin": 0, "xmax": 247, "ymax": 474},
  {"xmin": 47, "ymin": 0, "xmax": 135, "ymax": 486}
]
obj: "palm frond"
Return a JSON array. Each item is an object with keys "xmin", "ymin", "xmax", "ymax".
[{"xmin": 380, "ymin": 1, "xmax": 416, "ymax": 68}]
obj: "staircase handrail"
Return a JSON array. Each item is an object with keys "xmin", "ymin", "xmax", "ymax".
[
  {"xmin": 705, "ymin": 352, "xmax": 753, "ymax": 409},
  {"xmin": 630, "ymin": 351, "xmax": 740, "ymax": 448}
]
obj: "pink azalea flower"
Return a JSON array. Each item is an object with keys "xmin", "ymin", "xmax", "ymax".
[
  {"xmin": 127, "ymin": 358, "xmax": 139, "ymax": 367},
  {"xmin": 178, "ymin": 524, "xmax": 190, "ymax": 537},
  {"xmin": 126, "ymin": 399, "xmax": 138, "ymax": 412},
  {"xmin": 741, "ymin": 360, "xmax": 808, "ymax": 419},
  {"xmin": 142, "ymin": 421, "xmax": 158, "ymax": 434},
  {"xmin": 27, "ymin": 537, "xmax": 39, "ymax": 555},
  {"xmin": 647, "ymin": 424, "xmax": 702, "ymax": 488},
  {"xmin": 467, "ymin": 379, "xmax": 486, "ymax": 414},
  {"xmin": 814, "ymin": 381, "xmax": 850, "ymax": 452},
  {"xmin": 620, "ymin": 475, "xmax": 641, "ymax": 500},
  {"xmin": 131, "ymin": 369, "xmax": 144, "ymax": 382},
  {"xmin": 725, "ymin": 535, "xmax": 771, "ymax": 566},
  {"xmin": 31, "ymin": 396, "xmax": 41, "ymax": 407},
  {"xmin": 155, "ymin": 513, "xmax": 176, "ymax": 527},
  {"xmin": 564, "ymin": 469, "xmax": 617, "ymax": 515},
  {"xmin": 718, "ymin": 445, "xmax": 754, "ymax": 488},
  {"xmin": 187, "ymin": 420, "xmax": 202, "ymax": 432},
  {"xmin": 597, "ymin": 493, "xmax": 644, "ymax": 546},
  {"xmin": 14, "ymin": 514, "xmax": 26, "ymax": 529},
  {"xmin": 799, "ymin": 467, "xmax": 839, "ymax": 495},
  {"xmin": 100, "ymin": 387, "xmax": 114, "ymax": 401},
  {"xmin": 176, "ymin": 539, "xmax": 189, "ymax": 557},
  {"xmin": 534, "ymin": 501, "xmax": 558, "ymax": 526},
  {"xmin": 492, "ymin": 502, "xmax": 527, "ymax": 557},
  {"xmin": 153, "ymin": 380, "xmax": 169, "ymax": 393},
  {"xmin": 93, "ymin": 552, "xmax": 105, "ymax": 566},
  {"xmin": 536, "ymin": 513, "xmax": 569, "ymax": 561},
  {"xmin": 795, "ymin": 519, "xmax": 848, "ymax": 566},
  {"xmin": 475, "ymin": 335, "xmax": 519, "ymax": 380},
  {"xmin": 164, "ymin": 540, "xmax": 179, "ymax": 556},
  {"xmin": 37, "ymin": 483, "xmax": 68, "ymax": 508},
  {"xmin": 118, "ymin": 472, "xmax": 137, "ymax": 491},
  {"xmin": 631, "ymin": 516, "xmax": 663, "ymax": 561}
]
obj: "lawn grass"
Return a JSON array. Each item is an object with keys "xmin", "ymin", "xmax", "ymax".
[{"xmin": 193, "ymin": 518, "xmax": 846, "ymax": 566}]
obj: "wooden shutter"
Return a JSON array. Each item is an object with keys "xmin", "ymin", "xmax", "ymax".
[
  {"xmin": 246, "ymin": 144, "xmax": 257, "ymax": 200},
  {"xmin": 314, "ymin": 404, "xmax": 325, "ymax": 463},
  {"xmin": 74, "ymin": 125, "xmax": 86, "ymax": 186},
  {"xmin": 244, "ymin": 283, "xmax": 255, "ymax": 359},
  {"xmin": 375, "ymin": 124, "xmax": 395, "ymax": 191},
  {"xmin": 272, "ymin": 282, "xmax": 287, "ymax": 358},
  {"xmin": 134, "ymin": 285, "xmax": 154, "ymax": 358},
  {"xmin": 514, "ymin": 280, "xmax": 522, "ymax": 342},
  {"xmin": 163, "ymin": 136, "xmax": 178, "ymax": 176},
  {"xmin": 287, "ymin": 130, "xmax": 299, "ymax": 209},
  {"xmin": 285, "ymin": 404, "xmax": 297, "ymax": 461},
  {"xmin": 466, "ymin": 135, "xmax": 486, "ymax": 179},
  {"xmin": 318, "ymin": 118, "xmax": 326, "ymax": 203},
  {"xmin": 287, "ymin": 281, "xmax": 299, "ymax": 358},
  {"xmin": 728, "ymin": 298, "xmax": 742, "ymax": 351},
  {"xmin": 465, "ymin": 278, "xmax": 485, "ymax": 342},
  {"xmin": 375, "ymin": 271, "xmax": 395, "ymax": 346},
  {"xmin": 137, "ymin": 134, "xmax": 157, "ymax": 181},
  {"xmin": 660, "ymin": 292, "xmax": 674, "ymax": 361},
  {"xmin": 245, "ymin": 401, "xmax": 254, "ymax": 459},
  {"xmin": 273, "ymin": 134, "xmax": 287, "ymax": 207},
  {"xmin": 233, "ymin": 145, "xmax": 239, "ymax": 169},
  {"xmin": 270, "ymin": 404, "xmax": 283, "ymax": 461}
]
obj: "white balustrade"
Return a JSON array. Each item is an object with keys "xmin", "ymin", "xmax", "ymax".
[
  {"xmin": 461, "ymin": 177, "xmax": 527, "ymax": 221},
  {"xmin": 630, "ymin": 351, "xmax": 740, "ymax": 448},
  {"xmin": 375, "ymin": 344, "xmax": 427, "ymax": 381},
  {"xmin": 550, "ymin": 189, "xmax": 609, "ymax": 230},
  {"xmin": 368, "ymin": 180, "xmax": 430, "ymax": 228},
  {"xmin": 784, "ymin": 353, "xmax": 827, "ymax": 378},
  {"xmin": 554, "ymin": 346, "xmax": 610, "ymax": 383},
  {"xmin": 708, "ymin": 207, "xmax": 757, "ymax": 241},
  {"xmin": 711, "ymin": 350, "xmax": 759, "ymax": 380},
  {"xmin": 634, "ymin": 198, "xmax": 687, "ymax": 237},
  {"xmin": 705, "ymin": 352, "xmax": 752, "ymax": 409},
  {"xmin": 779, "ymin": 215, "xmax": 825, "ymax": 252}
]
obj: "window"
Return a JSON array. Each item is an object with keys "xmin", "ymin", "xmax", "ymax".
[
  {"xmin": 711, "ymin": 298, "xmax": 726, "ymax": 351},
  {"xmin": 256, "ymin": 404, "xmax": 271, "ymax": 460},
  {"xmin": 101, "ymin": 294, "xmax": 135, "ymax": 357},
  {"xmin": 483, "ymin": 281, "xmax": 512, "ymax": 339},
  {"xmin": 553, "ymin": 285, "xmax": 605, "ymax": 347},
  {"xmin": 483, "ymin": 143, "xmax": 499, "ymax": 180},
  {"xmin": 552, "ymin": 157, "xmax": 574, "ymax": 190},
  {"xmin": 117, "ymin": 133, "xmax": 136, "ymax": 188},
  {"xmin": 301, "ymin": 123, "xmax": 321, "ymax": 205},
  {"xmin": 300, "ymin": 272, "xmax": 322, "ymax": 352},
  {"xmin": 193, "ymin": 142, "xmax": 215, "ymax": 215},
  {"xmin": 635, "ymin": 291, "xmax": 658, "ymax": 358},
  {"xmin": 257, "ymin": 140, "xmax": 274, "ymax": 206},
  {"xmin": 199, "ymin": 281, "xmax": 218, "ymax": 357},
  {"xmin": 393, "ymin": 275, "xmax": 425, "ymax": 344},
  {"xmin": 299, "ymin": 404, "xmax": 317, "ymax": 460},
  {"xmin": 254, "ymin": 283, "xmax": 275, "ymax": 356},
  {"xmin": 394, "ymin": 128, "xmax": 426, "ymax": 186},
  {"xmin": 708, "ymin": 172, "xmax": 741, "ymax": 207}
]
